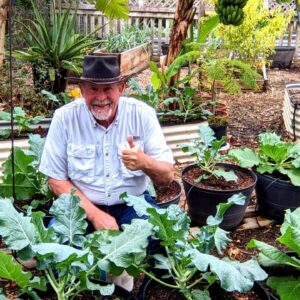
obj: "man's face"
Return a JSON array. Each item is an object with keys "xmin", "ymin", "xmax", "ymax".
[{"xmin": 80, "ymin": 82, "xmax": 125, "ymax": 126}]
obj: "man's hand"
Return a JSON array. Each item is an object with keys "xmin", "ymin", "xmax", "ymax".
[
  {"xmin": 121, "ymin": 135, "xmax": 145, "ymax": 171},
  {"xmin": 90, "ymin": 208, "xmax": 119, "ymax": 231}
]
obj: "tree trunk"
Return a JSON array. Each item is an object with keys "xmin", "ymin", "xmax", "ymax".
[
  {"xmin": 165, "ymin": 0, "xmax": 196, "ymax": 86},
  {"xmin": 0, "ymin": 0, "xmax": 8, "ymax": 66}
]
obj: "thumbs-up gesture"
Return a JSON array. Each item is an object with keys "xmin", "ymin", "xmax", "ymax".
[{"xmin": 121, "ymin": 135, "xmax": 145, "ymax": 171}]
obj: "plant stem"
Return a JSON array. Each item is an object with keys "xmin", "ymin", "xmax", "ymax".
[{"xmin": 137, "ymin": 266, "xmax": 179, "ymax": 289}]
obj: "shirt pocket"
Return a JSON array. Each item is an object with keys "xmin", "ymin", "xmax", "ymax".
[
  {"xmin": 67, "ymin": 144, "xmax": 96, "ymax": 184},
  {"xmin": 118, "ymin": 140, "xmax": 145, "ymax": 179}
]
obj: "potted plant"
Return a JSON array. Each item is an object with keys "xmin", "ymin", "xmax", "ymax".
[
  {"xmin": 247, "ymin": 207, "xmax": 300, "ymax": 300},
  {"xmin": 93, "ymin": 24, "xmax": 152, "ymax": 77},
  {"xmin": 0, "ymin": 193, "xmax": 151, "ymax": 299},
  {"xmin": 147, "ymin": 179, "xmax": 182, "ymax": 208},
  {"xmin": 0, "ymin": 134, "xmax": 55, "ymax": 215},
  {"xmin": 179, "ymin": 125, "xmax": 257, "ymax": 229},
  {"xmin": 229, "ymin": 132, "xmax": 300, "ymax": 222},
  {"xmin": 12, "ymin": 0, "xmax": 100, "ymax": 93},
  {"xmin": 123, "ymin": 193, "xmax": 268, "ymax": 299}
]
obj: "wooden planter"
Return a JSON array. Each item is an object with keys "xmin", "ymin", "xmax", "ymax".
[{"xmin": 93, "ymin": 43, "xmax": 152, "ymax": 77}]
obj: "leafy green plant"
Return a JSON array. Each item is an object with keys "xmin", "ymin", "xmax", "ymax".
[
  {"xmin": 247, "ymin": 207, "xmax": 300, "ymax": 300},
  {"xmin": 180, "ymin": 126, "xmax": 237, "ymax": 182},
  {"xmin": 0, "ymin": 192, "xmax": 152, "ymax": 299},
  {"xmin": 229, "ymin": 132, "xmax": 300, "ymax": 186},
  {"xmin": 127, "ymin": 78, "xmax": 160, "ymax": 110},
  {"xmin": 214, "ymin": 0, "xmax": 294, "ymax": 68},
  {"xmin": 99, "ymin": 24, "xmax": 151, "ymax": 52},
  {"xmin": 123, "ymin": 193, "xmax": 267, "ymax": 299},
  {"xmin": 0, "ymin": 107, "xmax": 43, "ymax": 138},
  {"xmin": 12, "ymin": 0, "xmax": 100, "ymax": 92},
  {"xmin": 0, "ymin": 134, "xmax": 54, "ymax": 209},
  {"xmin": 91, "ymin": 0, "xmax": 129, "ymax": 19},
  {"xmin": 128, "ymin": 77, "xmax": 208, "ymax": 123}
]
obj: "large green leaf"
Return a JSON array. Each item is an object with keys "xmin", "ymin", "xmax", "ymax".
[
  {"xmin": 27, "ymin": 134, "xmax": 45, "ymax": 164},
  {"xmin": 280, "ymin": 207, "xmax": 300, "ymax": 235},
  {"xmin": 277, "ymin": 226, "xmax": 300, "ymax": 256},
  {"xmin": 260, "ymin": 143, "xmax": 291, "ymax": 163},
  {"xmin": 33, "ymin": 243, "xmax": 88, "ymax": 264},
  {"xmin": 247, "ymin": 240, "xmax": 300, "ymax": 268},
  {"xmin": 0, "ymin": 251, "xmax": 33, "ymax": 289},
  {"xmin": 206, "ymin": 194, "xmax": 245, "ymax": 226},
  {"xmin": 79, "ymin": 273, "xmax": 115, "ymax": 296},
  {"xmin": 267, "ymin": 276, "xmax": 300, "ymax": 300},
  {"xmin": 213, "ymin": 169, "xmax": 238, "ymax": 182},
  {"xmin": 0, "ymin": 199, "xmax": 37, "ymax": 250},
  {"xmin": 259, "ymin": 132, "xmax": 282, "ymax": 145},
  {"xmin": 99, "ymin": 219, "xmax": 152, "ymax": 268},
  {"xmin": 285, "ymin": 169, "xmax": 300, "ymax": 186},
  {"xmin": 197, "ymin": 15, "xmax": 219, "ymax": 43},
  {"xmin": 94, "ymin": 0, "xmax": 129, "ymax": 20},
  {"xmin": 49, "ymin": 193, "xmax": 87, "ymax": 247},
  {"xmin": 229, "ymin": 148, "xmax": 260, "ymax": 167},
  {"xmin": 188, "ymin": 249, "xmax": 267, "ymax": 292},
  {"xmin": 0, "ymin": 173, "xmax": 39, "ymax": 200},
  {"xmin": 198, "ymin": 126, "xmax": 215, "ymax": 148},
  {"xmin": 31, "ymin": 211, "xmax": 55, "ymax": 243},
  {"xmin": 147, "ymin": 208, "xmax": 187, "ymax": 247}
]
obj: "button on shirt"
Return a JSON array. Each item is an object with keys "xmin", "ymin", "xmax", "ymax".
[{"xmin": 39, "ymin": 97, "xmax": 174, "ymax": 205}]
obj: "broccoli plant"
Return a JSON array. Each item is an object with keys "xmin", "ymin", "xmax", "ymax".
[
  {"xmin": 229, "ymin": 132, "xmax": 300, "ymax": 186},
  {"xmin": 0, "ymin": 107, "xmax": 43, "ymax": 138},
  {"xmin": 122, "ymin": 192, "xmax": 267, "ymax": 300},
  {"xmin": 180, "ymin": 125, "xmax": 237, "ymax": 182},
  {"xmin": 247, "ymin": 207, "xmax": 300, "ymax": 300},
  {"xmin": 0, "ymin": 193, "xmax": 152, "ymax": 299},
  {"xmin": 0, "ymin": 134, "xmax": 54, "ymax": 209}
]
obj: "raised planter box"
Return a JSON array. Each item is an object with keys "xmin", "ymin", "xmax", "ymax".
[
  {"xmin": 161, "ymin": 120, "xmax": 207, "ymax": 163},
  {"xmin": 93, "ymin": 43, "xmax": 152, "ymax": 77},
  {"xmin": 282, "ymin": 83, "xmax": 300, "ymax": 140}
]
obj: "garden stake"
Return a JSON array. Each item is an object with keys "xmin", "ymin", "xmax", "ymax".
[{"xmin": 8, "ymin": 0, "xmax": 16, "ymax": 200}]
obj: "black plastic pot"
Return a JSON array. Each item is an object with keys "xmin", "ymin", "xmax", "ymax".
[
  {"xmin": 154, "ymin": 180, "xmax": 182, "ymax": 208},
  {"xmin": 269, "ymin": 46, "xmax": 295, "ymax": 69},
  {"xmin": 210, "ymin": 124, "xmax": 227, "ymax": 140},
  {"xmin": 161, "ymin": 43, "xmax": 169, "ymax": 55},
  {"xmin": 255, "ymin": 172, "xmax": 300, "ymax": 222},
  {"xmin": 182, "ymin": 163, "xmax": 257, "ymax": 230},
  {"xmin": 143, "ymin": 278, "xmax": 270, "ymax": 300}
]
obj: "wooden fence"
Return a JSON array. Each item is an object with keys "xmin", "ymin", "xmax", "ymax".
[{"xmin": 59, "ymin": 0, "xmax": 300, "ymax": 61}]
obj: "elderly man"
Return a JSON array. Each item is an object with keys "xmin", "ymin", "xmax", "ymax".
[{"xmin": 39, "ymin": 55, "xmax": 174, "ymax": 232}]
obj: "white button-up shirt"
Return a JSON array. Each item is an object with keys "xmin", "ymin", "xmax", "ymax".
[{"xmin": 39, "ymin": 97, "xmax": 173, "ymax": 205}]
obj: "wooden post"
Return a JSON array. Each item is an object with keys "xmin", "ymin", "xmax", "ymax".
[
  {"xmin": 0, "ymin": 0, "xmax": 8, "ymax": 66},
  {"xmin": 165, "ymin": 0, "xmax": 196, "ymax": 86}
]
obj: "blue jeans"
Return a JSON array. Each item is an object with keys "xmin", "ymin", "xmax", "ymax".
[{"xmin": 86, "ymin": 191, "xmax": 161, "ymax": 255}]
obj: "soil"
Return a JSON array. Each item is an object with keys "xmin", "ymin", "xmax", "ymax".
[
  {"xmin": 154, "ymin": 180, "xmax": 181, "ymax": 205},
  {"xmin": 1, "ymin": 67, "xmax": 300, "ymax": 299},
  {"xmin": 182, "ymin": 165, "xmax": 255, "ymax": 191},
  {"xmin": 145, "ymin": 280, "xmax": 267, "ymax": 300}
]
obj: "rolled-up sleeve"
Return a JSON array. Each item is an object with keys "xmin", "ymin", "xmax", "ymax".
[{"xmin": 39, "ymin": 111, "xmax": 68, "ymax": 180}]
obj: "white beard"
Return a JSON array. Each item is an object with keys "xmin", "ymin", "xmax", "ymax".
[{"xmin": 90, "ymin": 100, "xmax": 113, "ymax": 121}]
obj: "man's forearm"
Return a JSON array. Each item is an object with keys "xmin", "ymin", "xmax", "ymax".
[{"xmin": 141, "ymin": 156, "xmax": 174, "ymax": 185}]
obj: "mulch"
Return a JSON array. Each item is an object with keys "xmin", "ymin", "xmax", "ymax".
[{"xmin": 1, "ymin": 66, "xmax": 300, "ymax": 299}]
